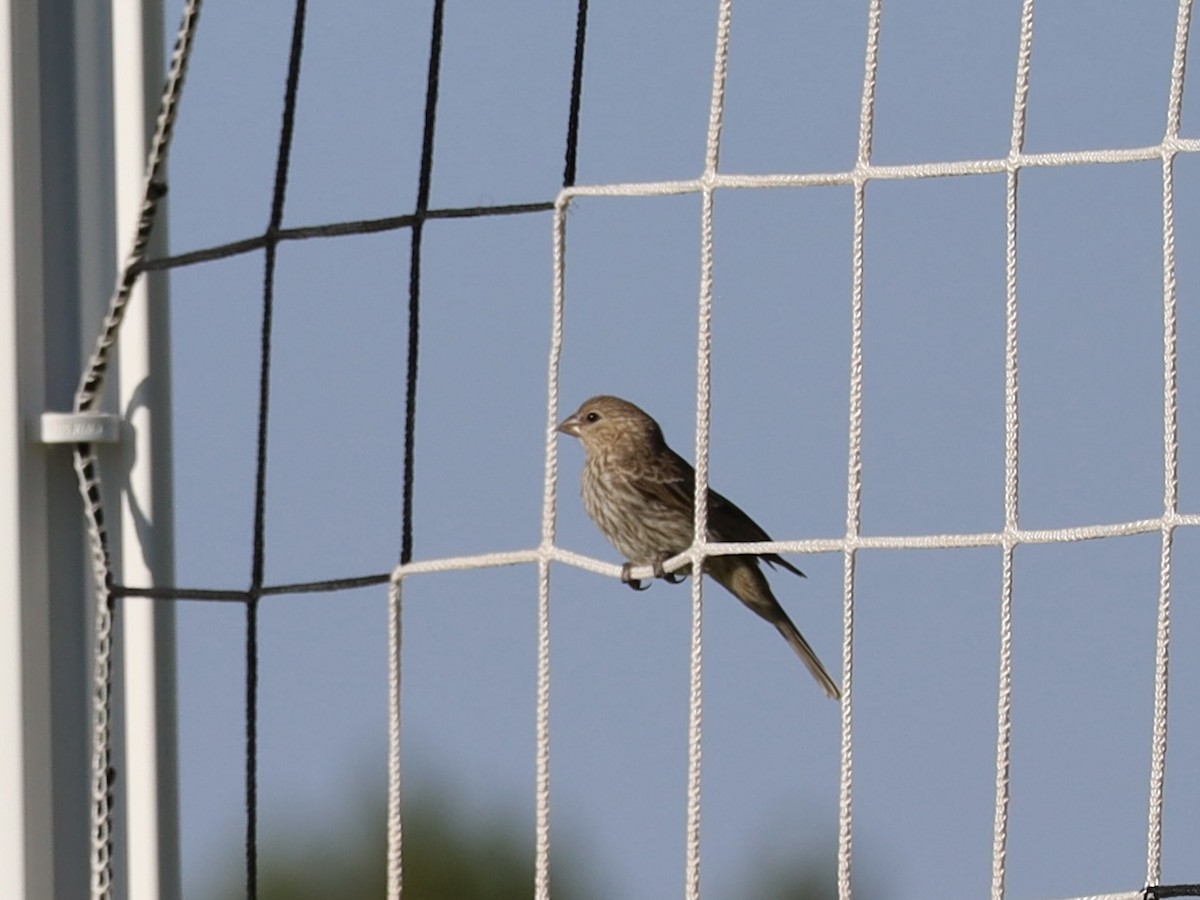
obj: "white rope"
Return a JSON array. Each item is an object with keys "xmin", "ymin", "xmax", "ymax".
[
  {"xmin": 386, "ymin": 578, "xmax": 403, "ymax": 900},
  {"xmin": 372, "ymin": 509, "xmax": 1200, "ymax": 588},
  {"xmin": 1145, "ymin": 0, "xmax": 1193, "ymax": 886},
  {"xmin": 383, "ymin": 183, "xmax": 573, "ymax": 900},
  {"xmin": 681, "ymin": 1, "xmax": 734, "ymax": 896},
  {"xmin": 560, "ymin": 140, "xmax": 1200, "ymax": 203},
  {"xmin": 534, "ymin": 550, "xmax": 553, "ymax": 900},
  {"xmin": 68, "ymin": 3, "xmax": 205, "ymax": 897},
  {"xmin": 529, "ymin": 190, "xmax": 571, "ymax": 900},
  {"xmin": 991, "ymin": 1, "xmax": 1036, "ymax": 896},
  {"xmin": 837, "ymin": 1, "xmax": 883, "ymax": 896}
]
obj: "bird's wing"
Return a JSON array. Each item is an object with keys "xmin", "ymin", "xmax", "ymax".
[
  {"xmin": 635, "ymin": 449, "xmax": 806, "ymax": 579},
  {"xmin": 707, "ymin": 487, "xmax": 805, "ymax": 578},
  {"xmin": 627, "ymin": 446, "xmax": 697, "ymax": 513}
]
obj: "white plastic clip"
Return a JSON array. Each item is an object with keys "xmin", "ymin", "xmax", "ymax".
[{"xmin": 33, "ymin": 411, "xmax": 122, "ymax": 444}]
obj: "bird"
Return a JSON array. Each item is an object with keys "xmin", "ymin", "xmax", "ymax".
[{"xmin": 557, "ymin": 394, "xmax": 840, "ymax": 700}]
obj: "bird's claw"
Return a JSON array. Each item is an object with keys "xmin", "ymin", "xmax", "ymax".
[
  {"xmin": 652, "ymin": 560, "xmax": 685, "ymax": 584},
  {"xmin": 621, "ymin": 562, "xmax": 651, "ymax": 591},
  {"xmin": 619, "ymin": 559, "xmax": 684, "ymax": 589}
]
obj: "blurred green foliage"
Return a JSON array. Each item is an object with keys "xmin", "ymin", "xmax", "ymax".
[
  {"xmin": 211, "ymin": 783, "xmax": 839, "ymax": 900},
  {"xmin": 212, "ymin": 786, "xmax": 602, "ymax": 900}
]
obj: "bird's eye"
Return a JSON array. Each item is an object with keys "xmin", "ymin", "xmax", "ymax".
[{"xmin": 585, "ymin": 411, "xmax": 600, "ymax": 423}]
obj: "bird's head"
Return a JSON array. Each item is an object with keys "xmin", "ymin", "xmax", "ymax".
[{"xmin": 557, "ymin": 395, "xmax": 664, "ymax": 458}]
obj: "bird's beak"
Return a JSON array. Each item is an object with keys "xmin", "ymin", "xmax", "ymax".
[{"xmin": 557, "ymin": 413, "xmax": 581, "ymax": 437}]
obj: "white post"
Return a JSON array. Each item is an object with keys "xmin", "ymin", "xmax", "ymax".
[
  {"xmin": 111, "ymin": 1, "xmax": 181, "ymax": 898},
  {"xmin": 0, "ymin": 0, "xmax": 117, "ymax": 897},
  {"xmin": 0, "ymin": 0, "xmax": 55, "ymax": 895},
  {"xmin": 1, "ymin": 1, "xmax": 179, "ymax": 896}
]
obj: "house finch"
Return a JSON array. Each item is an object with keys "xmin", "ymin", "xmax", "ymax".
[{"xmin": 558, "ymin": 395, "xmax": 840, "ymax": 700}]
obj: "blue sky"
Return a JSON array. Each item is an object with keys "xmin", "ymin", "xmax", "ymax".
[{"xmin": 159, "ymin": 2, "xmax": 1199, "ymax": 898}]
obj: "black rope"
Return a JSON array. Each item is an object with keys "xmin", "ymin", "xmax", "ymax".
[
  {"xmin": 134, "ymin": 200, "xmax": 554, "ymax": 274},
  {"xmin": 1146, "ymin": 885, "xmax": 1200, "ymax": 899},
  {"xmin": 108, "ymin": 0, "xmax": 598, "ymax": 608},
  {"xmin": 563, "ymin": 0, "xmax": 590, "ymax": 187},
  {"xmin": 246, "ymin": 1, "xmax": 308, "ymax": 896},
  {"xmin": 81, "ymin": 3, "xmax": 596, "ymax": 891},
  {"xmin": 113, "ymin": 571, "xmax": 391, "ymax": 602},
  {"xmin": 400, "ymin": 0, "xmax": 447, "ymax": 566}
]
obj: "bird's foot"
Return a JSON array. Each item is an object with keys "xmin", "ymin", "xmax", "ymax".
[{"xmin": 621, "ymin": 562, "xmax": 650, "ymax": 591}]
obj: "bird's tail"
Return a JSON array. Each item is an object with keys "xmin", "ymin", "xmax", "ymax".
[
  {"xmin": 707, "ymin": 556, "xmax": 841, "ymax": 701},
  {"xmin": 775, "ymin": 618, "xmax": 841, "ymax": 701}
]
